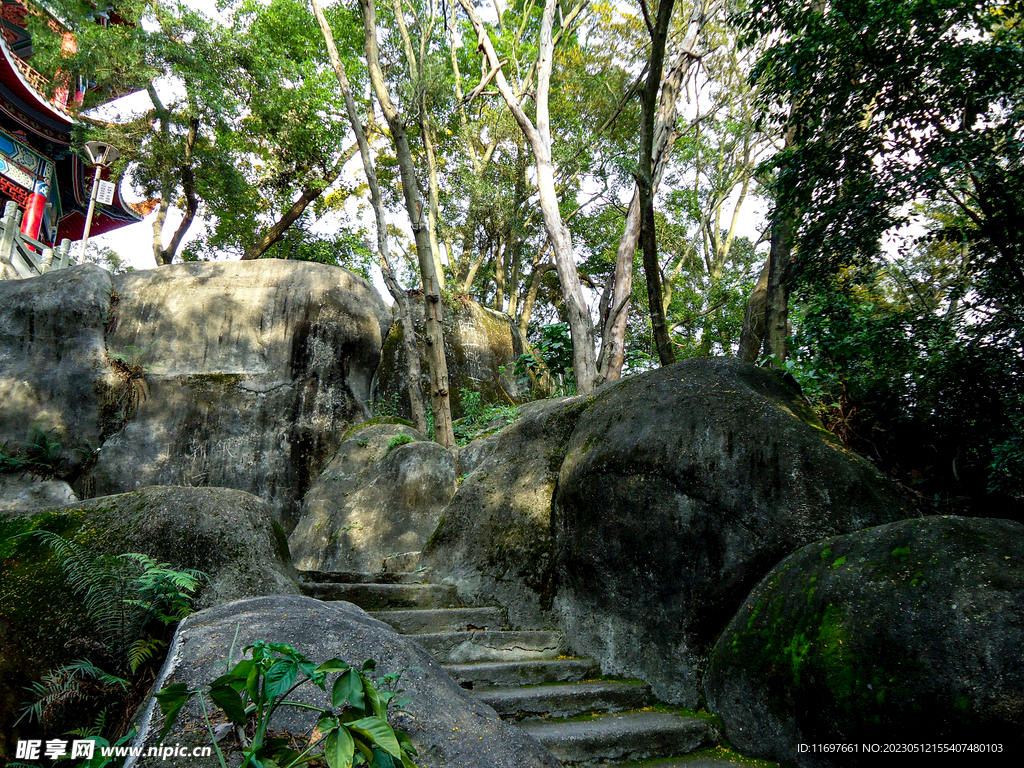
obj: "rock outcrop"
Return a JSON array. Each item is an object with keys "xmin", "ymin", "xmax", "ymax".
[
  {"xmin": 704, "ymin": 515, "xmax": 1024, "ymax": 766},
  {"xmin": 425, "ymin": 358, "xmax": 912, "ymax": 704},
  {"xmin": 289, "ymin": 423, "xmax": 458, "ymax": 572},
  {"xmin": 552, "ymin": 358, "xmax": 913, "ymax": 705},
  {"xmin": 376, "ymin": 297, "xmax": 548, "ymax": 420},
  {"xmin": 0, "ymin": 473, "xmax": 77, "ymax": 510},
  {"xmin": 0, "ymin": 265, "xmax": 116, "ymax": 475},
  {"xmin": 80, "ymin": 260, "xmax": 390, "ymax": 525},
  {"xmin": 132, "ymin": 595, "xmax": 561, "ymax": 768},
  {"xmin": 0, "ymin": 486, "xmax": 299, "ymax": 749},
  {"xmin": 421, "ymin": 396, "xmax": 592, "ymax": 629}
]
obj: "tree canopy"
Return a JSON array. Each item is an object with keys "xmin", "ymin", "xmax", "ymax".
[{"xmin": 22, "ymin": 0, "xmax": 1023, "ymax": 515}]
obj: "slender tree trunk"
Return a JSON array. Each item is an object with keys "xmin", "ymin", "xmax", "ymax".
[
  {"xmin": 458, "ymin": 0, "xmax": 598, "ymax": 393},
  {"xmin": 242, "ymin": 142, "xmax": 358, "ymax": 261},
  {"xmin": 598, "ymin": 1, "xmax": 712, "ymax": 380},
  {"xmin": 638, "ymin": 0, "xmax": 679, "ymax": 367},
  {"xmin": 360, "ymin": 0, "xmax": 455, "ymax": 448},
  {"xmin": 762, "ymin": 213, "xmax": 796, "ymax": 362},
  {"xmin": 738, "ymin": 256, "xmax": 770, "ymax": 362},
  {"xmin": 518, "ymin": 260, "xmax": 557, "ymax": 337},
  {"xmin": 148, "ymin": 83, "xmax": 198, "ymax": 266},
  {"xmin": 311, "ymin": 0, "xmax": 428, "ymax": 433}
]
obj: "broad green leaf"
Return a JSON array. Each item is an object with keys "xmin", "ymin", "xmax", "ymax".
[
  {"xmin": 325, "ymin": 727, "xmax": 355, "ymax": 768},
  {"xmin": 347, "ymin": 716, "xmax": 401, "ymax": 758},
  {"xmin": 332, "ymin": 669, "xmax": 363, "ymax": 709},
  {"xmin": 154, "ymin": 684, "xmax": 194, "ymax": 742},
  {"xmin": 209, "ymin": 683, "xmax": 248, "ymax": 725},
  {"xmin": 264, "ymin": 659, "xmax": 298, "ymax": 699},
  {"xmin": 316, "ymin": 658, "xmax": 351, "ymax": 674},
  {"xmin": 362, "ymin": 677, "xmax": 385, "ymax": 719}
]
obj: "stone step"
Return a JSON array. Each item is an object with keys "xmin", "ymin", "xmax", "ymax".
[
  {"xmin": 371, "ymin": 607, "xmax": 508, "ymax": 634},
  {"xmin": 304, "ymin": 582, "xmax": 461, "ymax": 610},
  {"xmin": 520, "ymin": 712, "xmax": 720, "ymax": 766},
  {"xmin": 298, "ymin": 570, "xmax": 426, "ymax": 585},
  {"xmin": 475, "ymin": 680, "xmax": 652, "ymax": 721},
  {"xmin": 444, "ymin": 658, "xmax": 602, "ymax": 688},
  {"xmin": 414, "ymin": 630, "xmax": 566, "ymax": 664}
]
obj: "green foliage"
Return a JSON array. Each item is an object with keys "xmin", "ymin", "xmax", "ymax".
[
  {"xmin": 385, "ymin": 434, "xmax": 416, "ymax": 455},
  {"xmin": 518, "ymin": 324, "xmax": 575, "ymax": 396},
  {"xmin": 452, "ymin": 388, "xmax": 521, "ymax": 446},
  {"xmin": 156, "ymin": 641, "xmax": 419, "ymax": 768},
  {"xmin": 0, "ymin": 429, "xmax": 66, "ymax": 478},
  {"xmin": 19, "ymin": 532, "xmax": 205, "ymax": 729}
]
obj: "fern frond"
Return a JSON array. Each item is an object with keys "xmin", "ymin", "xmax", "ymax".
[
  {"xmin": 68, "ymin": 708, "xmax": 108, "ymax": 738},
  {"xmin": 127, "ymin": 637, "xmax": 166, "ymax": 674},
  {"xmin": 17, "ymin": 659, "xmax": 128, "ymax": 726}
]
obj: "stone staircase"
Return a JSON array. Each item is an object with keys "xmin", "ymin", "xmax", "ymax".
[{"xmin": 299, "ymin": 568, "xmax": 726, "ymax": 767}]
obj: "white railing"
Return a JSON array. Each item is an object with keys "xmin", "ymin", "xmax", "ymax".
[{"xmin": 0, "ymin": 200, "xmax": 72, "ymax": 279}]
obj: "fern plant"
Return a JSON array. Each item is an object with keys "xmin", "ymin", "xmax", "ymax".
[{"xmin": 19, "ymin": 531, "xmax": 206, "ymax": 728}]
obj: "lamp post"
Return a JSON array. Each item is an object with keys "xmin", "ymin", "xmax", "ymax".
[{"xmin": 79, "ymin": 140, "xmax": 120, "ymax": 260}]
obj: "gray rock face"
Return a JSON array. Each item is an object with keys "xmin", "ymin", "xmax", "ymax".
[
  {"xmin": 0, "ymin": 473, "xmax": 77, "ymax": 510},
  {"xmin": 0, "ymin": 265, "xmax": 116, "ymax": 474},
  {"xmin": 131, "ymin": 595, "xmax": 561, "ymax": 768},
  {"xmin": 376, "ymin": 298, "xmax": 549, "ymax": 420},
  {"xmin": 553, "ymin": 358, "xmax": 912, "ymax": 705},
  {"xmin": 704, "ymin": 516, "xmax": 1024, "ymax": 766},
  {"xmin": 421, "ymin": 397, "xmax": 592, "ymax": 629},
  {"xmin": 82, "ymin": 260, "xmax": 391, "ymax": 525},
  {"xmin": 289, "ymin": 424, "xmax": 457, "ymax": 572}
]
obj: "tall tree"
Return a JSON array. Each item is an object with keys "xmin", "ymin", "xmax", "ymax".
[
  {"xmin": 359, "ymin": 0, "xmax": 456, "ymax": 449},
  {"xmin": 309, "ymin": 0, "xmax": 429, "ymax": 435},
  {"xmin": 458, "ymin": 0, "xmax": 600, "ymax": 393}
]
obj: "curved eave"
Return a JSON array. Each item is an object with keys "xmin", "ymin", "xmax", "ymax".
[
  {"xmin": 56, "ymin": 153, "xmax": 142, "ymax": 241},
  {"xmin": 0, "ymin": 35, "xmax": 74, "ymax": 129}
]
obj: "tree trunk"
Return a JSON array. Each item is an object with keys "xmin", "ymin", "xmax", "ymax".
[
  {"xmin": 637, "ymin": 0, "xmax": 679, "ymax": 368},
  {"xmin": 738, "ymin": 256, "xmax": 770, "ymax": 363},
  {"xmin": 360, "ymin": 0, "xmax": 455, "ymax": 449},
  {"xmin": 311, "ymin": 0, "xmax": 428, "ymax": 433},
  {"xmin": 458, "ymin": 0, "xmax": 598, "ymax": 394},
  {"xmin": 241, "ymin": 141, "xmax": 358, "ymax": 261},
  {"xmin": 762, "ymin": 212, "xmax": 796, "ymax": 362}
]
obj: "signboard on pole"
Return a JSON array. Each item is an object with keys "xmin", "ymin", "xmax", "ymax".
[{"xmin": 97, "ymin": 180, "xmax": 115, "ymax": 206}]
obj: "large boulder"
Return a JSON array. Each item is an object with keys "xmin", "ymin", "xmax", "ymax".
[
  {"xmin": 0, "ymin": 265, "xmax": 117, "ymax": 475},
  {"xmin": 0, "ymin": 486, "xmax": 299, "ymax": 753},
  {"xmin": 553, "ymin": 358, "xmax": 913, "ymax": 705},
  {"xmin": 0, "ymin": 473, "xmax": 77, "ymax": 510},
  {"xmin": 376, "ymin": 297, "xmax": 549, "ymax": 420},
  {"xmin": 704, "ymin": 516, "xmax": 1024, "ymax": 766},
  {"xmin": 130, "ymin": 595, "xmax": 561, "ymax": 768},
  {"xmin": 81, "ymin": 260, "xmax": 391, "ymax": 526},
  {"xmin": 421, "ymin": 397, "xmax": 591, "ymax": 629},
  {"xmin": 289, "ymin": 423, "xmax": 458, "ymax": 572}
]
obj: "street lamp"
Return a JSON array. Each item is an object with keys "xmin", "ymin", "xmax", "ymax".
[{"xmin": 79, "ymin": 140, "xmax": 120, "ymax": 260}]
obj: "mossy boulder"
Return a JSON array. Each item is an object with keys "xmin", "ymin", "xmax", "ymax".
[
  {"xmin": 552, "ymin": 357, "xmax": 913, "ymax": 705},
  {"xmin": 375, "ymin": 297, "xmax": 549, "ymax": 420},
  {"xmin": 0, "ymin": 486, "xmax": 299, "ymax": 752},
  {"xmin": 289, "ymin": 425, "xmax": 457, "ymax": 572},
  {"xmin": 704, "ymin": 515, "xmax": 1024, "ymax": 766}
]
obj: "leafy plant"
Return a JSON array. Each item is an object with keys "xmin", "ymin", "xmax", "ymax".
[
  {"xmin": 0, "ymin": 429, "xmax": 67, "ymax": 477},
  {"xmin": 19, "ymin": 532, "xmax": 206, "ymax": 728},
  {"xmin": 156, "ymin": 640, "xmax": 419, "ymax": 768},
  {"xmin": 385, "ymin": 434, "xmax": 416, "ymax": 455}
]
